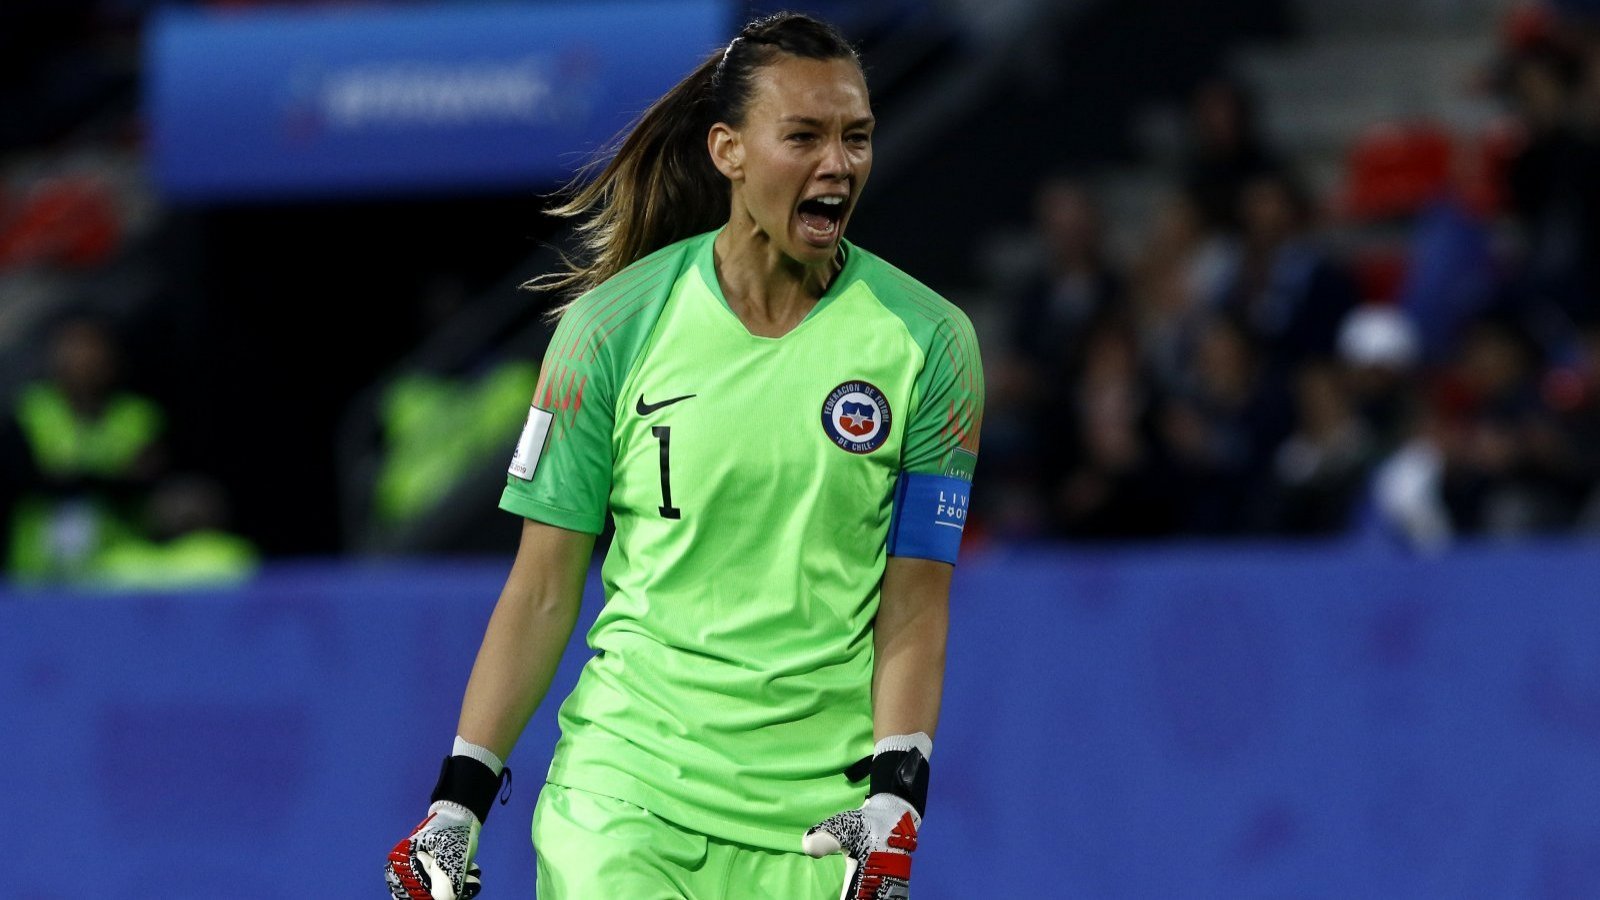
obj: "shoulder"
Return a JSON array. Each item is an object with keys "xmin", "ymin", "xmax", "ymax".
[
  {"xmin": 546, "ymin": 233, "xmax": 708, "ymax": 366},
  {"xmin": 557, "ymin": 233, "xmax": 703, "ymax": 326},
  {"xmin": 846, "ymin": 244, "xmax": 978, "ymax": 357}
]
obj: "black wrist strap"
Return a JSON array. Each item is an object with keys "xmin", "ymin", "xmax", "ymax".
[
  {"xmin": 430, "ymin": 755, "xmax": 512, "ymax": 824},
  {"xmin": 868, "ymin": 748, "xmax": 929, "ymax": 818}
]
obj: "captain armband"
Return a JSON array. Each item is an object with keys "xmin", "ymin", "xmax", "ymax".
[{"xmin": 886, "ymin": 471, "xmax": 972, "ymax": 564}]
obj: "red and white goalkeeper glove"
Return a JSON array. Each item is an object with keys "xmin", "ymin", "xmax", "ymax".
[
  {"xmin": 386, "ymin": 739, "xmax": 510, "ymax": 900},
  {"xmin": 803, "ymin": 733, "xmax": 931, "ymax": 900}
]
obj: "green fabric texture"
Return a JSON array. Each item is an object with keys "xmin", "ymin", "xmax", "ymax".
[
  {"xmin": 499, "ymin": 230, "xmax": 983, "ymax": 851},
  {"xmin": 532, "ymin": 784, "xmax": 843, "ymax": 900}
]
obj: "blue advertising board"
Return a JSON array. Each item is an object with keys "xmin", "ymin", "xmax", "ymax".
[
  {"xmin": 6, "ymin": 541, "xmax": 1600, "ymax": 897},
  {"xmin": 146, "ymin": 1, "xmax": 726, "ymax": 200}
]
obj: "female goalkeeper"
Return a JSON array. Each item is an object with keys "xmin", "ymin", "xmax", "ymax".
[{"xmin": 385, "ymin": 12, "xmax": 982, "ymax": 899}]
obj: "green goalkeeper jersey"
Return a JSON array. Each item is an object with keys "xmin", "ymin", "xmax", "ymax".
[{"xmin": 500, "ymin": 228, "xmax": 982, "ymax": 851}]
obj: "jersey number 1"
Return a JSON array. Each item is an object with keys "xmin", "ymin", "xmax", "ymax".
[{"xmin": 652, "ymin": 426, "xmax": 681, "ymax": 519}]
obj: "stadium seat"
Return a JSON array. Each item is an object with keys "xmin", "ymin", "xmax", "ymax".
[
  {"xmin": 1340, "ymin": 121, "xmax": 1454, "ymax": 222},
  {"xmin": 0, "ymin": 175, "xmax": 120, "ymax": 270}
]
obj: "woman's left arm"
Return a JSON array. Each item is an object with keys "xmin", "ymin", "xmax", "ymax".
[{"xmin": 872, "ymin": 555, "xmax": 952, "ymax": 740}]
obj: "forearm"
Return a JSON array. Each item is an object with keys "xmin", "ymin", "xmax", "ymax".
[
  {"xmin": 456, "ymin": 586, "xmax": 578, "ymax": 761},
  {"xmin": 802, "ymin": 559, "xmax": 949, "ymax": 887},
  {"xmin": 456, "ymin": 520, "xmax": 592, "ymax": 760},
  {"xmin": 871, "ymin": 556, "xmax": 951, "ymax": 741}
]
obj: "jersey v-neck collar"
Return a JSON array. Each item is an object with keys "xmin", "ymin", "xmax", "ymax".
[{"xmin": 692, "ymin": 227, "xmax": 860, "ymax": 341}]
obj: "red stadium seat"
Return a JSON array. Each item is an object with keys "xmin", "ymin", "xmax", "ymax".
[
  {"xmin": 1340, "ymin": 121, "xmax": 1454, "ymax": 222},
  {"xmin": 0, "ymin": 175, "xmax": 121, "ymax": 270}
]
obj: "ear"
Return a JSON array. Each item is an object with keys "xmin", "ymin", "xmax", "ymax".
[{"xmin": 708, "ymin": 122, "xmax": 743, "ymax": 181}]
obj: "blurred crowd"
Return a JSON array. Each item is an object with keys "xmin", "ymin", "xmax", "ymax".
[
  {"xmin": 0, "ymin": 314, "xmax": 258, "ymax": 587},
  {"xmin": 979, "ymin": 4, "xmax": 1600, "ymax": 547},
  {"xmin": 11, "ymin": 1, "xmax": 1600, "ymax": 586},
  {"xmin": 1, "ymin": 1, "xmax": 261, "ymax": 587}
]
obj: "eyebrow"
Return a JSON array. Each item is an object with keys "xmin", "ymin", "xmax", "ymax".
[{"xmin": 779, "ymin": 115, "xmax": 876, "ymax": 129}]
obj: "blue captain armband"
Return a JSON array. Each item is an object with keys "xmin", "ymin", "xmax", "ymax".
[{"xmin": 886, "ymin": 472, "xmax": 972, "ymax": 564}]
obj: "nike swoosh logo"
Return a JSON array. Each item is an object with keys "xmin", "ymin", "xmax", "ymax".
[{"xmin": 636, "ymin": 393, "xmax": 696, "ymax": 415}]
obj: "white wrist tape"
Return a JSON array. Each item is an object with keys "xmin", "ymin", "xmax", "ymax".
[
  {"xmin": 452, "ymin": 736, "xmax": 505, "ymax": 776},
  {"xmin": 874, "ymin": 731, "xmax": 933, "ymax": 760}
]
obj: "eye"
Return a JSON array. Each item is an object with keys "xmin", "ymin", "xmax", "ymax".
[
  {"xmin": 787, "ymin": 131, "xmax": 816, "ymax": 143},
  {"xmin": 847, "ymin": 132, "xmax": 871, "ymax": 146}
]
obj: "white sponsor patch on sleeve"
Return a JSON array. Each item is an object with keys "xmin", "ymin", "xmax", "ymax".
[{"xmin": 508, "ymin": 405, "xmax": 554, "ymax": 481}]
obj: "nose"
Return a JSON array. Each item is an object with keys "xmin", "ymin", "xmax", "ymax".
[{"xmin": 817, "ymin": 135, "xmax": 851, "ymax": 181}]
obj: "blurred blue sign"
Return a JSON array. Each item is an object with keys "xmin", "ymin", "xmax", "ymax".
[
  {"xmin": 146, "ymin": 1, "xmax": 725, "ymax": 201},
  {"xmin": 7, "ymin": 542, "xmax": 1600, "ymax": 896}
]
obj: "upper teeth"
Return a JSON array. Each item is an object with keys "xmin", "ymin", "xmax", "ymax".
[{"xmin": 816, "ymin": 196, "xmax": 844, "ymax": 206}]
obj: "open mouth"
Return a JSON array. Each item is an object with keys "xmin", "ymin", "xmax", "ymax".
[{"xmin": 797, "ymin": 195, "xmax": 846, "ymax": 242}]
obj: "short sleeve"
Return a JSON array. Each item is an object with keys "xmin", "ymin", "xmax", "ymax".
[
  {"xmin": 497, "ymin": 242, "xmax": 688, "ymax": 532},
  {"xmin": 498, "ymin": 303, "xmax": 621, "ymax": 535},
  {"xmin": 901, "ymin": 311, "xmax": 984, "ymax": 479},
  {"xmin": 887, "ymin": 310, "xmax": 983, "ymax": 563}
]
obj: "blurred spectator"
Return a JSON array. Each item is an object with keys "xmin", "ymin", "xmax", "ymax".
[
  {"xmin": 1158, "ymin": 315, "xmax": 1290, "ymax": 534},
  {"xmin": 1553, "ymin": 319, "xmax": 1600, "ymax": 528},
  {"xmin": 5, "ymin": 313, "xmax": 164, "ymax": 582},
  {"xmin": 983, "ymin": 177, "xmax": 1124, "ymax": 535},
  {"xmin": 1130, "ymin": 188, "xmax": 1234, "ymax": 394},
  {"xmin": 1395, "ymin": 197, "xmax": 1498, "ymax": 364},
  {"xmin": 1211, "ymin": 169, "xmax": 1359, "ymax": 380},
  {"xmin": 1004, "ymin": 177, "xmax": 1124, "ymax": 389},
  {"xmin": 1370, "ymin": 415, "xmax": 1454, "ymax": 552},
  {"xmin": 90, "ymin": 475, "xmax": 259, "ymax": 590},
  {"xmin": 1048, "ymin": 315, "xmax": 1175, "ymax": 539},
  {"xmin": 1268, "ymin": 361, "xmax": 1376, "ymax": 534},
  {"xmin": 1432, "ymin": 314, "xmax": 1573, "ymax": 535},
  {"xmin": 1338, "ymin": 304, "xmax": 1424, "ymax": 454},
  {"xmin": 373, "ymin": 358, "xmax": 538, "ymax": 527},
  {"xmin": 1180, "ymin": 77, "xmax": 1282, "ymax": 233},
  {"xmin": 1498, "ymin": 34, "xmax": 1600, "ymax": 324}
]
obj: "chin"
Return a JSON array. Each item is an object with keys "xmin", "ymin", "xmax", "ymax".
[
  {"xmin": 788, "ymin": 242, "xmax": 837, "ymax": 266},
  {"xmin": 786, "ymin": 227, "xmax": 845, "ymax": 266}
]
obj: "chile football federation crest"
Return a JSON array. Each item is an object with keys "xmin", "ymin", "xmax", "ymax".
[{"xmin": 821, "ymin": 381, "xmax": 892, "ymax": 454}]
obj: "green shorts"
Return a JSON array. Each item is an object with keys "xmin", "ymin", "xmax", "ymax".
[{"xmin": 531, "ymin": 782, "xmax": 846, "ymax": 899}]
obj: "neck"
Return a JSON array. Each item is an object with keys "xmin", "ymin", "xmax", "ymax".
[{"xmin": 713, "ymin": 221, "xmax": 839, "ymax": 338}]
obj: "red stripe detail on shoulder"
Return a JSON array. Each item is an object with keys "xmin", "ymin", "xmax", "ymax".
[
  {"xmin": 550, "ymin": 257, "xmax": 675, "ymax": 366},
  {"xmin": 878, "ymin": 271, "xmax": 980, "ymax": 395},
  {"xmin": 581, "ymin": 280, "xmax": 666, "ymax": 363},
  {"xmin": 534, "ymin": 364, "xmax": 588, "ymax": 439}
]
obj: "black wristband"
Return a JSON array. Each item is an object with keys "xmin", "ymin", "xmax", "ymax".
[
  {"xmin": 429, "ymin": 754, "xmax": 512, "ymax": 824},
  {"xmin": 868, "ymin": 748, "xmax": 929, "ymax": 818}
]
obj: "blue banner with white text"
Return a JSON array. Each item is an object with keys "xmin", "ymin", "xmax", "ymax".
[{"xmin": 146, "ymin": 1, "xmax": 725, "ymax": 201}]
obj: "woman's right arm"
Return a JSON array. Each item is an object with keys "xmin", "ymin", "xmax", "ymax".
[{"xmin": 455, "ymin": 517, "xmax": 595, "ymax": 761}]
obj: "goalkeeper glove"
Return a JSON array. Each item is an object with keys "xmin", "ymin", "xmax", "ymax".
[
  {"xmin": 803, "ymin": 733, "xmax": 930, "ymax": 900},
  {"xmin": 386, "ymin": 739, "xmax": 511, "ymax": 900}
]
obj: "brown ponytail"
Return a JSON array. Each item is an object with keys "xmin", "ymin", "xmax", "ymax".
[{"xmin": 528, "ymin": 12, "xmax": 860, "ymax": 314}]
